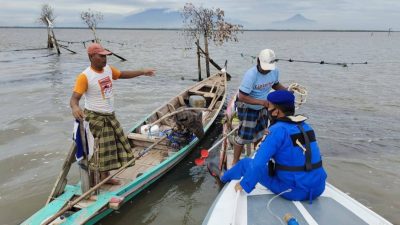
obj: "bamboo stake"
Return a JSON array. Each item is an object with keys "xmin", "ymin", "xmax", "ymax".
[
  {"xmin": 105, "ymin": 48, "xmax": 127, "ymax": 61},
  {"xmin": 59, "ymin": 45, "xmax": 77, "ymax": 54},
  {"xmin": 195, "ymin": 42, "xmax": 232, "ymax": 80},
  {"xmin": 196, "ymin": 39, "xmax": 202, "ymax": 81}
]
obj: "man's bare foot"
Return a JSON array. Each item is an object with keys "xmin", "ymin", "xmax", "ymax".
[{"xmin": 104, "ymin": 178, "xmax": 121, "ymax": 185}]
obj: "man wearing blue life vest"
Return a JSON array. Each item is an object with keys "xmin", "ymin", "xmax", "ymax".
[
  {"xmin": 221, "ymin": 90, "xmax": 327, "ymax": 201},
  {"xmin": 233, "ymin": 49, "xmax": 288, "ymax": 165}
]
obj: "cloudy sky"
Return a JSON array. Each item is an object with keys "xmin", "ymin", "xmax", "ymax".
[{"xmin": 0, "ymin": 0, "xmax": 398, "ymax": 30}]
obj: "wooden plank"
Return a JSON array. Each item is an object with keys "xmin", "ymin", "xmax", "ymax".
[
  {"xmin": 178, "ymin": 96, "xmax": 186, "ymax": 106},
  {"xmin": 127, "ymin": 133, "xmax": 166, "ymax": 142},
  {"xmin": 131, "ymin": 142, "xmax": 170, "ymax": 151},
  {"xmin": 74, "ymin": 199, "xmax": 96, "ymax": 209},
  {"xmin": 168, "ymin": 97, "xmax": 181, "ymax": 109}
]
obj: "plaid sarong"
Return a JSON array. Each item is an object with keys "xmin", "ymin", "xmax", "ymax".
[
  {"xmin": 84, "ymin": 109, "xmax": 133, "ymax": 172},
  {"xmin": 234, "ymin": 101, "xmax": 268, "ymax": 145}
]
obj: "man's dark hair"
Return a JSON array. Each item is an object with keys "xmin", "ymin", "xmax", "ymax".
[{"xmin": 276, "ymin": 104, "xmax": 295, "ymax": 116}]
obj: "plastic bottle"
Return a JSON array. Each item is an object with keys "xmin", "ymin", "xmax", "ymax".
[
  {"xmin": 283, "ymin": 213, "xmax": 299, "ymax": 225},
  {"xmin": 140, "ymin": 124, "xmax": 160, "ymax": 136}
]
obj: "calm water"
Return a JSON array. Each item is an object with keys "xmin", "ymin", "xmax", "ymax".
[{"xmin": 0, "ymin": 28, "xmax": 399, "ymax": 225}]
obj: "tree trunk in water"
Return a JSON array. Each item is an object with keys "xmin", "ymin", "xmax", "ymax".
[
  {"xmin": 50, "ymin": 29, "xmax": 61, "ymax": 55},
  {"xmin": 47, "ymin": 29, "xmax": 54, "ymax": 48},
  {"xmin": 196, "ymin": 39, "xmax": 202, "ymax": 81},
  {"xmin": 204, "ymin": 34, "xmax": 211, "ymax": 78},
  {"xmin": 92, "ymin": 28, "xmax": 99, "ymax": 43}
]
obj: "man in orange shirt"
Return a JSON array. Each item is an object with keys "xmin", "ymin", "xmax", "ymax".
[{"xmin": 70, "ymin": 43, "xmax": 155, "ymax": 185}]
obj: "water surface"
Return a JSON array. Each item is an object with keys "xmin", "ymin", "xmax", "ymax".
[{"xmin": 0, "ymin": 28, "xmax": 399, "ymax": 224}]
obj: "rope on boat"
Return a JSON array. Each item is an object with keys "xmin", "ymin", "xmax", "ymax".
[
  {"xmin": 266, "ymin": 188, "xmax": 292, "ymax": 225},
  {"xmin": 288, "ymin": 83, "xmax": 308, "ymax": 109}
]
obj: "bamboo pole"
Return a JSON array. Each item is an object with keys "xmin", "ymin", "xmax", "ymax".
[
  {"xmin": 196, "ymin": 39, "xmax": 202, "ymax": 81},
  {"xmin": 105, "ymin": 48, "xmax": 127, "ymax": 61},
  {"xmin": 46, "ymin": 143, "xmax": 77, "ymax": 205},
  {"xmin": 59, "ymin": 45, "xmax": 77, "ymax": 54},
  {"xmin": 203, "ymin": 34, "xmax": 211, "ymax": 78},
  {"xmin": 194, "ymin": 42, "xmax": 232, "ymax": 80},
  {"xmin": 78, "ymin": 121, "xmax": 91, "ymax": 194}
]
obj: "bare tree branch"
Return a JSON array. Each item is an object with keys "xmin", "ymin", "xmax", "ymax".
[
  {"xmin": 38, "ymin": 4, "xmax": 55, "ymax": 27},
  {"xmin": 181, "ymin": 3, "xmax": 243, "ymax": 77},
  {"xmin": 81, "ymin": 9, "xmax": 104, "ymax": 42}
]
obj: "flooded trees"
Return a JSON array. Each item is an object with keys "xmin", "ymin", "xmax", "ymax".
[
  {"xmin": 38, "ymin": 4, "xmax": 56, "ymax": 49},
  {"xmin": 80, "ymin": 9, "xmax": 126, "ymax": 61},
  {"xmin": 182, "ymin": 3, "xmax": 243, "ymax": 79},
  {"xmin": 37, "ymin": 4, "xmax": 61, "ymax": 54},
  {"xmin": 81, "ymin": 9, "xmax": 104, "ymax": 43}
]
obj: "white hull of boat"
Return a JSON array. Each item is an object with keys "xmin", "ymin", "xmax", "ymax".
[{"xmin": 203, "ymin": 180, "xmax": 393, "ymax": 225}]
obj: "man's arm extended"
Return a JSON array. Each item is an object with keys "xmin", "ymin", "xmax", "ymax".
[{"xmin": 119, "ymin": 68, "xmax": 156, "ymax": 79}]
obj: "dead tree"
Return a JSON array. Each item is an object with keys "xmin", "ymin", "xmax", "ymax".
[
  {"xmin": 81, "ymin": 9, "xmax": 103, "ymax": 43},
  {"xmin": 38, "ymin": 4, "xmax": 55, "ymax": 48},
  {"xmin": 182, "ymin": 3, "xmax": 243, "ymax": 79}
]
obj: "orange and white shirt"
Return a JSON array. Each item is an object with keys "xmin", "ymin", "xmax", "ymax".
[{"xmin": 73, "ymin": 65, "xmax": 121, "ymax": 113}]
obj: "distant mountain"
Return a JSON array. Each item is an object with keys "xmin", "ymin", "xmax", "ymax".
[
  {"xmin": 103, "ymin": 8, "xmax": 246, "ymax": 29},
  {"xmin": 269, "ymin": 14, "xmax": 317, "ymax": 29},
  {"xmin": 120, "ymin": 8, "xmax": 182, "ymax": 28}
]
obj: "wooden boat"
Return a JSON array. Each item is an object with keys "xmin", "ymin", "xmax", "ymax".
[
  {"xmin": 203, "ymin": 94, "xmax": 393, "ymax": 225},
  {"xmin": 22, "ymin": 71, "xmax": 227, "ymax": 225}
]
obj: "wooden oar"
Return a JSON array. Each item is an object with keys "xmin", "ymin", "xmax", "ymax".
[
  {"xmin": 46, "ymin": 143, "xmax": 77, "ymax": 205},
  {"xmin": 42, "ymin": 135, "xmax": 167, "ymax": 225}
]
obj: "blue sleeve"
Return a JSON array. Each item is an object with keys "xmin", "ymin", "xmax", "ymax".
[
  {"xmin": 240, "ymin": 127, "xmax": 284, "ymax": 193},
  {"xmin": 274, "ymin": 69, "xmax": 280, "ymax": 84},
  {"xmin": 239, "ymin": 68, "xmax": 256, "ymax": 94}
]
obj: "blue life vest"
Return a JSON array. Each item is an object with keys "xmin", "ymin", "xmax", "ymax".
[
  {"xmin": 271, "ymin": 116, "xmax": 322, "ymax": 173},
  {"xmin": 266, "ymin": 115, "xmax": 326, "ymax": 192}
]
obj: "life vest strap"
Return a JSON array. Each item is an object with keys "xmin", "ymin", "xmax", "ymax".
[
  {"xmin": 275, "ymin": 161, "xmax": 322, "ymax": 172},
  {"xmin": 296, "ymin": 124, "xmax": 313, "ymax": 171}
]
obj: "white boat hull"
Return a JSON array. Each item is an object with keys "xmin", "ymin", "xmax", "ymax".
[{"xmin": 203, "ymin": 180, "xmax": 393, "ymax": 225}]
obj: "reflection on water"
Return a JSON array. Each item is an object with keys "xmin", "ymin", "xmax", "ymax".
[{"xmin": 0, "ymin": 28, "xmax": 399, "ymax": 224}]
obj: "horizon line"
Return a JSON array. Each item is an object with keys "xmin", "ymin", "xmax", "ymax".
[{"xmin": 0, "ymin": 26, "xmax": 397, "ymax": 32}]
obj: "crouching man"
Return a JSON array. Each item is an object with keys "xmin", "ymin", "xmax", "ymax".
[{"xmin": 221, "ymin": 90, "xmax": 327, "ymax": 201}]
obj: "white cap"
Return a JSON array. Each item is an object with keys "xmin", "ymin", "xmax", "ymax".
[{"xmin": 258, "ymin": 49, "xmax": 276, "ymax": 70}]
